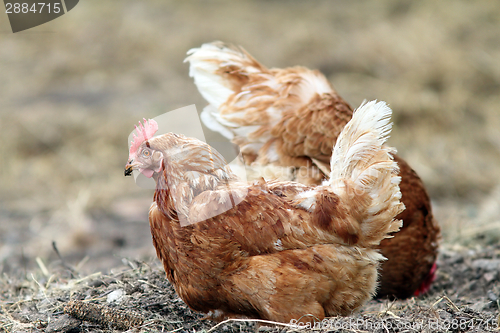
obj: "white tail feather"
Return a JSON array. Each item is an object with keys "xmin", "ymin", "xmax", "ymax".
[
  {"xmin": 200, "ymin": 105, "xmax": 235, "ymax": 140},
  {"xmin": 329, "ymin": 100, "xmax": 404, "ymax": 246},
  {"xmin": 329, "ymin": 100, "xmax": 393, "ymax": 184},
  {"xmin": 185, "ymin": 42, "xmax": 264, "ymax": 109}
]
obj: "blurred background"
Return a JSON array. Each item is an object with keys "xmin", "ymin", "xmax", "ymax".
[{"xmin": 1, "ymin": 0, "xmax": 500, "ymax": 275}]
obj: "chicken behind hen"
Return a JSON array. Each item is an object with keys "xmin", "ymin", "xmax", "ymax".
[
  {"xmin": 125, "ymin": 101, "xmax": 404, "ymax": 322},
  {"xmin": 186, "ymin": 42, "xmax": 440, "ymax": 299}
]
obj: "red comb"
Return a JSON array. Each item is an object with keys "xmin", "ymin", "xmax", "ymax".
[{"xmin": 129, "ymin": 118, "xmax": 159, "ymax": 155}]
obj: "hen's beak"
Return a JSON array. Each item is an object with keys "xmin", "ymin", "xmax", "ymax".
[{"xmin": 124, "ymin": 160, "xmax": 134, "ymax": 176}]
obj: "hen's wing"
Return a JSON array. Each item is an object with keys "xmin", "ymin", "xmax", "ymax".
[{"xmin": 185, "ymin": 101, "xmax": 403, "ymax": 249}]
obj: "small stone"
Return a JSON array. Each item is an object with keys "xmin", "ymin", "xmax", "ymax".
[
  {"xmin": 484, "ymin": 271, "xmax": 498, "ymax": 282},
  {"xmin": 107, "ymin": 289, "xmax": 125, "ymax": 304},
  {"xmin": 487, "ymin": 290, "xmax": 498, "ymax": 302}
]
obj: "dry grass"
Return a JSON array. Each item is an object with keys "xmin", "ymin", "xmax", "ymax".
[{"xmin": 0, "ymin": 244, "xmax": 499, "ymax": 332}]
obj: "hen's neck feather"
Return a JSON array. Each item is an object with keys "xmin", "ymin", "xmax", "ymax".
[{"xmin": 150, "ymin": 133, "xmax": 237, "ymax": 220}]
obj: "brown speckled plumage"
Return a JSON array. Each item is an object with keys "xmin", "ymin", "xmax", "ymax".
[{"xmin": 125, "ymin": 102, "xmax": 404, "ymax": 322}]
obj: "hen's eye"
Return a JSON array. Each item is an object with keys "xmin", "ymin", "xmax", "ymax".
[{"xmin": 142, "ymin": 150, "xmax": 151, "ymax": 157}]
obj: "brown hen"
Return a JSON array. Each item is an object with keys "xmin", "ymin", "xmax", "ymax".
[
  {"xmin": 186, "ymin": 42, "xmax": 440, "ymax": 299},
  {"xmin": 125, "ymin": 101, "xmax": 404, "ymax": 322}
]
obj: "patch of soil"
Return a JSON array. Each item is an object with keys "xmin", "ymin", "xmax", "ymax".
[{"xmin": 1, "ymin": 244, "xmax": 498, "ymax": 332}]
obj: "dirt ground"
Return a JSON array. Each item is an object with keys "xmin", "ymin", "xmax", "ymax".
[
  {"xmin": 1, "ymin": 1, "xmax": 500, "ymax": 332},
  {"xmin": 1, "ymin": 244, "xmax": 499, "ymax": 332}
]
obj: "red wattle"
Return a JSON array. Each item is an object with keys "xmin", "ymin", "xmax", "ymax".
[{"xmin": 414, "ymin": 262, "xmax": 437, "ymax": 296}]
